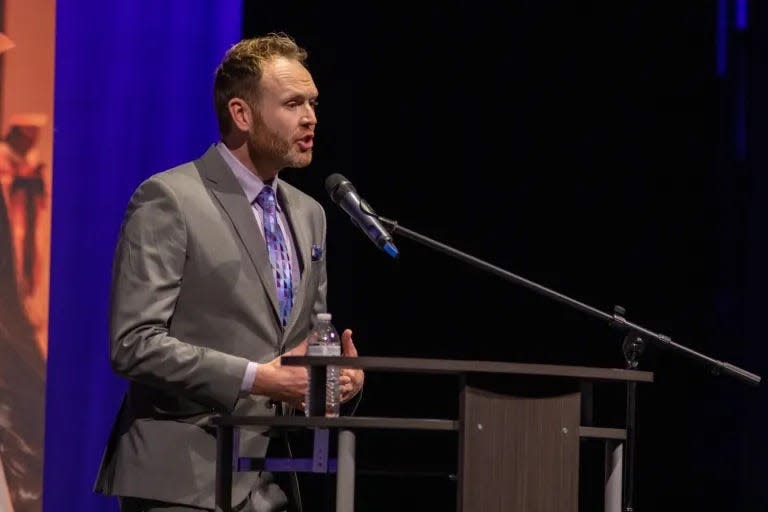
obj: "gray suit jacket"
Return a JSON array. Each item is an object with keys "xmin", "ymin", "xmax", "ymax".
[{"xmin": 94, "ymin": 145, "xmax": 327, "ymax": 509}]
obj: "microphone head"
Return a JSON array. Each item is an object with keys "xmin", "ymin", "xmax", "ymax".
[
  {"xmin": 324, "ymin": 173, "xmax": 347, "ymax": 194},
  {"xmin": 325, "ymin": 173, "xmax": 357, "ymax": 204}
]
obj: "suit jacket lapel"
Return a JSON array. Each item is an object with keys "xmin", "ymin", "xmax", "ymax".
[
  {"xmin": 194, "ymin": 146, "xmax": 282, "ymax": 322},
  {"xmin": 277, "ymin": 180, "xmax": 312, "ymax": 340}
]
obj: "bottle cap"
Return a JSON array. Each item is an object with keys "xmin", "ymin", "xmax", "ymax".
[{"xmin": 317, "ymin": 313, "xmax": 332, "ymax": 322}]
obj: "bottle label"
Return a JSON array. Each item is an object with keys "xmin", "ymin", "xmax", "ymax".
[{"xmin": 307, "ymin": 345, "xmax": 341, "ymax": 357}]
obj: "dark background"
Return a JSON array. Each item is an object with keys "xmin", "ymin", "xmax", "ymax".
[{"xmin": 244, "ymin": 2, "xmax": 763, "ymax": 511}]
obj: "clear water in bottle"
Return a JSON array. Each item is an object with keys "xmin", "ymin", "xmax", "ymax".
[{"xmin": 305, "ymin": 312, "xmax": 341, "ymax": 417}]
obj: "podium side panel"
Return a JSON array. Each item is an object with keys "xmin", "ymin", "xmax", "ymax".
[{"xmin": 458, "ymin": 385, "xmax": 580, "ymax": 512}]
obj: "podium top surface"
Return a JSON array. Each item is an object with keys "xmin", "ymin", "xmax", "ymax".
[{"xmin": 283, "ymin": 356, "xmax": 653, "ymax": 383}]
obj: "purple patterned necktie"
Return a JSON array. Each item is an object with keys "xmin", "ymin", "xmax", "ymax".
[{"xmin": 255, "ymin": 186, "xmax": 294, "ymax": 326}]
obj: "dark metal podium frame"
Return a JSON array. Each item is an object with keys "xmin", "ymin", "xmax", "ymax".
[{"xmin": 211, "ymin": 356, "xmax": 652, "ymax": 512}]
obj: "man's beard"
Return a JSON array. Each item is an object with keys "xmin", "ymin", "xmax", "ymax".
[{"xmin": 247, "ymin": 112, "xmax": 311, "ymax": 170}]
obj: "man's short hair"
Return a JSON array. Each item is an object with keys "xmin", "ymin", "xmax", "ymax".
[{"xmin": 213, "ymin": 32, "xmax": 308, "ymax": 136}]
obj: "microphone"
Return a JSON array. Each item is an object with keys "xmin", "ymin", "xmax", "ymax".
[{"xmin": 324, "ymin": 173, "xmax": 399, "ymax": 258}]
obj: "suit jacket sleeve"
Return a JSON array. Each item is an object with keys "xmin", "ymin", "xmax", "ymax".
[{"xmin": 109, "ymin": 175, "xmax": 248, "ymax": 411}]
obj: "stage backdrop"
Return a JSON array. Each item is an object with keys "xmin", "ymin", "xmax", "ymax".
[
  {"xmin": 43, "ymin": 1, "xmax": 242, "ymax": 511},
  {"xmin": 0, "ymin": 0, "xmax": 55, "ymax": 511}
]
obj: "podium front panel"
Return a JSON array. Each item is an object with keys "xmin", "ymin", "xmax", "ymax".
[{"xmin": 458, "ymin": 383, "xmax": 580, "ymax": 512}]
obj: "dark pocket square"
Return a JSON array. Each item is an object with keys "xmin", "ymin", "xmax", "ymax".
[{"xmin": 311, "ymin": 244, "xmax": 324, "ymax": 261}]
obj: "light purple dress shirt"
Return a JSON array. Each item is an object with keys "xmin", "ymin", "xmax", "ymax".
[{"xmin": 216, "ymin": 143, "xmax": 302, "ymax": 395}]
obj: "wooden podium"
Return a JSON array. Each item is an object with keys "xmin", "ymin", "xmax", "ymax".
[{"xmin": 211, "ymin": 356, "xmax": 653, "ymax": 512}]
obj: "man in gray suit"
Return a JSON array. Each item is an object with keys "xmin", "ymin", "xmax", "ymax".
[{"xmin": 94, "ymin": 33, "xmax": 364, "ymax": 512}]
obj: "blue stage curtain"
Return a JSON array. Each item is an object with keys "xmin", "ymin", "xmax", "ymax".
[{"xmin": 44, "ymin": 2, "xmax": 242, "ymax": 510}]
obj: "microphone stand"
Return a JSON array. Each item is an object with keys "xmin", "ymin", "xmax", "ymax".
[{"xmin": 370, "ymin": 211, "xmax": 760, "ymax": 512}]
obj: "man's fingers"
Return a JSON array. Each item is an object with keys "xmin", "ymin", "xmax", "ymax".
[
  {"xmin": 340, "ymin": 384, "xmax": 358, "ymax": 402},
  {"xmin": 341, "ymin": 329, "xmax": 358, "ymax": 357},
  {"xmin": 341, "ymin": 367, "xmax": 362, "ymax": 380}
]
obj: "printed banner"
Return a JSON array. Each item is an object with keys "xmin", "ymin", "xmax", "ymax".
[{"xmin": 0, "ymin": 1, "xmax": 55, "ymax": 511}]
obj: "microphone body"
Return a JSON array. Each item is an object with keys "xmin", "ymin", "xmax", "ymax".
[{"xmin": 325, "ymin": 174, "xmax": 399, "ymax": 258}]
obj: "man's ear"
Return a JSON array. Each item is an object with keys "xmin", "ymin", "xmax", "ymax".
[{"xmin": 227, "ymin": 97, "xmax": 252, "ymax": 132}]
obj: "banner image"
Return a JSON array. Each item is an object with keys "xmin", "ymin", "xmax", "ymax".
[{"xmin": 0, "ymin": 0, "xmax": 55, "ymax": 511}]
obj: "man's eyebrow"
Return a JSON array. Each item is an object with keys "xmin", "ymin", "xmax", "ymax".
[{"xmin": 282, "ymin": 91, "xmax": 319, "ymax": 102}]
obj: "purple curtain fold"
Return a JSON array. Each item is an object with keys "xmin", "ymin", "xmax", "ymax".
[{"xmin": 44, "ymin": 2, "xmax": 242, "ymax": 510}]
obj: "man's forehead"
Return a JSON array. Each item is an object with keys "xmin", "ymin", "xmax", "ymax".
[{"xmin": 260, "ymin": 57, "xmax": 317, "ymax": 95}]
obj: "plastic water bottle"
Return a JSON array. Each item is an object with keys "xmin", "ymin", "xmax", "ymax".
[{"xmin": 305, "ymin": 312, "xmax": 341, "ymax": 417}]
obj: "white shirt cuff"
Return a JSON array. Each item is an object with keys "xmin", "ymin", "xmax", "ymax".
[{"xmin": 240, "ymin": 361, "xmax": 258, "ymax": 396}]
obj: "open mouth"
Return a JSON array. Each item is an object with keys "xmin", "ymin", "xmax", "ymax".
[{"xmin": 296, "ymin": 134, "xmax": 314, "ymax": 150}]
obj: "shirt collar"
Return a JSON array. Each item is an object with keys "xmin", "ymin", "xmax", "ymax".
[{"xmin": 216, "ymin": 142, "xmax": 281, "ymax": 209}]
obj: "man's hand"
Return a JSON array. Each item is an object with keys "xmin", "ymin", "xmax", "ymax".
[
  {"xmin": 250, "ymin": 338, "xmax": 309, "ymax": 408},
  {"xmin": 340, "ymin": 329, "xmax": 364, "ymax": 403}
]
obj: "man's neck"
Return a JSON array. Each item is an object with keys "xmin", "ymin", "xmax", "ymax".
[{"xmin": 222, "ymin": 138, "xmax": 279, "ymax": 182}]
